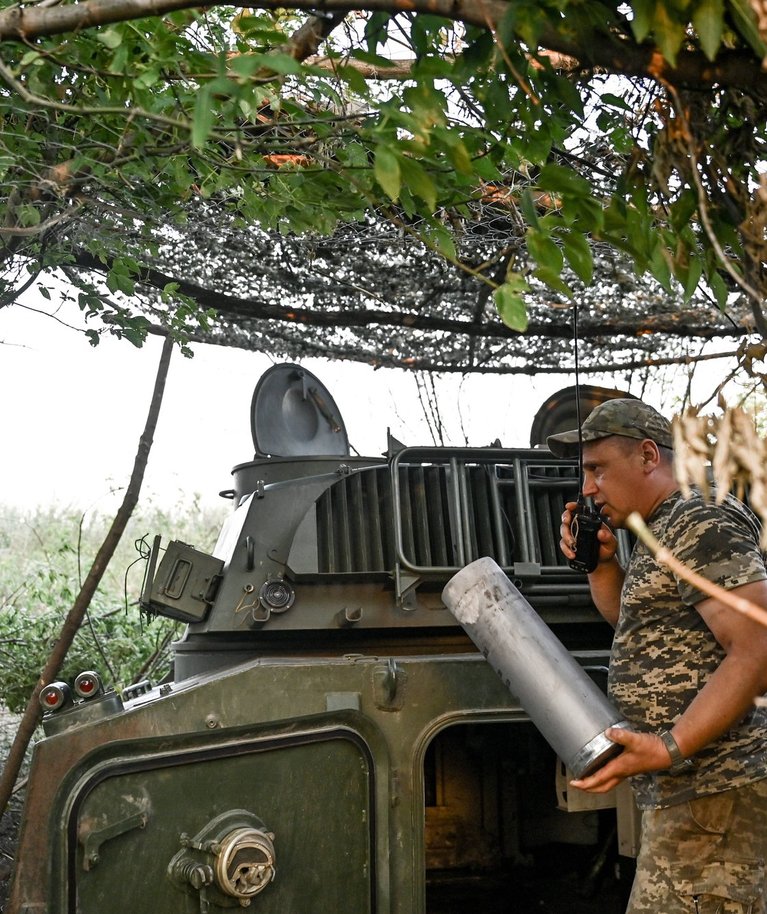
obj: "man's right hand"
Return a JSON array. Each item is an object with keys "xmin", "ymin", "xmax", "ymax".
[
  {"xmin": 559, "ymin": 500, "xmax": 618, "ymax": 567},
  {"xmin": 560, "ymin": 501, "xmax": 623, "ymax": 626}
]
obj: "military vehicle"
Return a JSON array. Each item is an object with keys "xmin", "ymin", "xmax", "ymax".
[{"xmin": 8, "ymin": 365, "xmax": 638, "ymax": 914}]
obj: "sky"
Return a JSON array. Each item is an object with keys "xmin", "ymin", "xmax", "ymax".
[
  {"xmin": 1, "ymin": 281, "xmax": 746, "ymax": 516},
  {"xmin": 0, "ymin": 290, "xmax": 584, "ymax": 514}
]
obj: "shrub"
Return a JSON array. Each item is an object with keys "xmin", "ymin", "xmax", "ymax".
[{"xmin": 0, "ymin": 497, "xmax": 227, "ymax": 713}]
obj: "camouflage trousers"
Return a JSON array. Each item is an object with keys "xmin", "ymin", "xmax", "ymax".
[{"xmin": 628, "ymin": 779, "xmax": 767, "ymax": 914}]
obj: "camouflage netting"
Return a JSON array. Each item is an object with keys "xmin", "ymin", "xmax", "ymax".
[{"xmin": 68, "ymin": 198, "xmax": 753, "ymax": 375}]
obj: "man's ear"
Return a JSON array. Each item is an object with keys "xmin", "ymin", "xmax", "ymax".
[{"xmin": 640, "ymin": 439, "xmax": 660, "ymax": 468}]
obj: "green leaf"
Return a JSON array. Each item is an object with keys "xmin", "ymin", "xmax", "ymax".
[
  {"xmin": 134, "ymin": 65, "xmax": 161, "ymax": 89},
  {"xmin": 106, "ymin": 264, "xmax": 136, "ymax": 296},
  {"xmin": 538, "ymin": 163, "xmax": 591, "ymax": 198},
  {"xmin": 471, "ymin": 154, "xmax": 502, "ymax": 182},
  {"xmin": 497, "ymin": 3, "xmax": 519, "ymax": 49},
  {"xmin": 601, "ymin": 93, "xmax": 632, "ymax": 111},
  {"xmin": 397, "ymin": 184, "xmax": 418, "ymax": 219},
  {"xmin": 97, "ymin": 28, "xmax": 123, "ymax": 49},
  {"xmin": 683, "ymin": 255, "xmax": 703, "ymax": 302},
  {"xmin": 350, "ymin": 47, "xmax": 397, "ymax": 66},
  {"xmin": 610, "ymin": 125, "xmax": 635, "ymax": 154},
  {"xmin": 652, "ymin": 3, "xmax": 687, "ymax": 64},
  {"xmin": 428, "ymin": 222, "xmax": 457, "ymax": 260},
  {"xmin": 669, "ymin": 190, "xmax": 698, "ymax": 233},
  {"xmin": 520, "ymin": 189, "xmax": 541, "ymax": 229},
  {"xmin": 727, "ymin": 0, "xmax": 767, "ymax": 56},
  {"xmin": 709, "ymin": 270, "xmax": 729, "ymax": 309},
  {"xmin": 16, "ymin": 204, "xmax": 41, "ymax": 227},
  {"xmin": 259, "ymin": 53, "xmax": 304, "ymax": 76},
  {"xmin": 630, "ymin": 0, "xmax": 655, "ymax": 43},
  {"xmin": 649, "ymin": 243, "xmax": 672, "ymax": 290},
  {"xmin": 438, "ymin": 131, "xmax": 473, "ymax": 175},
  {"xmin": 534, "ymin": 266, "xmax": 573, "ymax": 297},
  {"xmin": 551, "ymin": 75, "xmax": 585, "ymax": 120},
  {"xmin": 19, "ymin": 50, "xmax": 42, "ymax": 67},
  {"xmin": 108, "ymin": 42, "xmax": 130, "ymax": 74},
  {"xmin": 362, "ymin": 9, "xmax": 394, "ymax": 57},
  {"xmin": 374, "ymin": 146, "xmax": 401, "ymax": 201},
  {"xmin": 342, "ymin": 142, "xmax": 369, "ymax": 169},
  {"xmin": 447, "ymin": 140, "xmax": 473, "ymax": 175},
  {"xmin": 527, "ymin": 230, "xmax": 564, "ymax": 275},
  {"xmin": 192, "ymin": 87, "xmax": 214, "ymax": 149},
  {"xmin": 494, "ymin": 278, "xmax": 529, "ymax": 332},
  {"xmin": 459, "ymin": 28, "xmax": 494, "ymax": 68},
  {"xmin": 410, "ymin": 14, "xmax": 452, "ymax": 58},
  {"xmin": 483, "ymin": 79, "xmax": 513, "ymax": 129},
  {"xmin": 122, "ymin": 324, "xmax": 147, "ymax": 347},
  {"xmin": 561, "ymin": 194, "xmax": 605, "ymax": 234},
  {"xmin": 693, "ymin": 0, "xmax": 725, "ymax": 59},
  {"xmin": 398, "ymin": 157, "xmax": 437, "ymax": 211},
  {"xmin": 403, "ymin": 83, "xmax": 447, "ymax": 130},
  {"xmin": 335, "ymin": 63, "xmax": 370, "ymax": 96},
  {"xmin": 231, "ymin": 12, "xmax": 287, "ymax": 42},
  {"xmin": 514, "ymin": 2, "xmax": 546, "ymax": 47},
  {"xmin": 229, "ymin": 54, "xmax": 265, "ymax": 78},
  {"xmin": 561, "ymin": 231, "xmax": 594, "ymax": 285}
]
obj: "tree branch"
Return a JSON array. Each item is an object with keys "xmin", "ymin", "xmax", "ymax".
[
  {"xmin": 1, "ymin": 0, "xmax": 766, "ymax": 95},
  {"xmin": 68, "ymin": 248, "xmax": 750, "ymax": 342},
  {"xmin": 172, "ymin": 323, "xmax": 741, "ymax": 373},
  {"xmin": 0, "ymin": 333, "xmax": 174, "ymax": 819}
]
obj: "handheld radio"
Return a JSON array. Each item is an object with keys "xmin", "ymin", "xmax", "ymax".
[
  {"xmin": 569, "ymin": 495, "xmax": 602, "ymax": 573},
  {"xmin": 568, "ymin": 307, "xmax": 602, "ymax": 574}
]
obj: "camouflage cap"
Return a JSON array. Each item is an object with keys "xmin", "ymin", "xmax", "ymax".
[{"xmin": 546, "ymin": 398, "xmax": 673, "ymax": 458}]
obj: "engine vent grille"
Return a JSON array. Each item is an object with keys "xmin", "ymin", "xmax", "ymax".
[{"xmin": 315, "ymin": 451, "xmax": 580, "ymax": 576}]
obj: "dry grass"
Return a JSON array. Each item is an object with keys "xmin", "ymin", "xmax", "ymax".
[{"xmin": 673, "ymin": 404, "xmax": 767, "ymax": 548}]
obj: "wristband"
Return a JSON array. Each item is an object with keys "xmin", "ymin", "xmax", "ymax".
[{"xmin": 659, "ymin": 729, "xmax": 694, "ymax": 774}]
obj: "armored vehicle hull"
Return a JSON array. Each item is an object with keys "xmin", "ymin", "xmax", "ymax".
[{"xmin": 8, "ymin": 367, "xmax": 638, "ymax": 914}]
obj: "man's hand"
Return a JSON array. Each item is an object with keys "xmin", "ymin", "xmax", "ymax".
[
  {"xmin": 560, "ymin": 500, "xmax": 624, "ymax": 626},
  {"xmin": 559, "ymin": 500, "xmax": 618, "ymax": 566},
  {"xmin": 569, "ymin": 727, "xmax": 672, "ymax": 794}
]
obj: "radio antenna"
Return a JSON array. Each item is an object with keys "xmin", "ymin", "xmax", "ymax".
[
  {"xmin": 573, "ymin": 305, "xmax": 584, "ymax": 487},
  {"xmin": 568, "ymin": 304, "xmax": 601, "ymax": 574}
]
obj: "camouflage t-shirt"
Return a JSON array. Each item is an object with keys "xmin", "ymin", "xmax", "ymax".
[{"xmin": 607, "ymin": 489, "xmax": 767, "ymax": 809}]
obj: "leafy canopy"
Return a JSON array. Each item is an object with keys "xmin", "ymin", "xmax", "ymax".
[{"xmin": 0, "ymin": 0, "xmax": 765, "ymax": 377}]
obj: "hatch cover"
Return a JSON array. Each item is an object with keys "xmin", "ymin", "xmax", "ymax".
[
  {"xmin": 529, "ymin": 384, "xmax": 637, "ymax": 447},
  {"xmin": 251, "ymin": 364, "xmax": 350, "ymax": 457}
]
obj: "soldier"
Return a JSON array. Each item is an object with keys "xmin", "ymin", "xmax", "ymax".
[{"xmin": 548, "ymin": 398, "xmax": 767, "ymax": 914}]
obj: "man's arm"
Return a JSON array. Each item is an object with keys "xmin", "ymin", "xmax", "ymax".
[
  {"xmin": 671, "ymin": 579, "xmax": 767, "ymax": 756},
  {"xmin": 586, "ymin": 559, "xmax": 625, "ymax": 628},
  {"xmin": 570, "ymin": 579, "xmax": 767, "ymax": 793}
]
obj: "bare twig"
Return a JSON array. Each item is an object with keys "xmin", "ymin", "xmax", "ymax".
[
  {"xmin": 662, "ymin": 80, "xmax": 767, "ymax": 329},
  {"xmin": 0, "ymin": 334, "xmax": 174, "ymax": 819}
]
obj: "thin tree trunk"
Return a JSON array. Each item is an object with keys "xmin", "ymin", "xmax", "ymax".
[{"xmin": 0, "ymin": 333, "xmax": 174, "ymax": 817}]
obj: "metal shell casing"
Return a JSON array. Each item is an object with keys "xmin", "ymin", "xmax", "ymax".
[{"xmin": 442, "ymin": 556, "xmax": 629, "ymax": 779}]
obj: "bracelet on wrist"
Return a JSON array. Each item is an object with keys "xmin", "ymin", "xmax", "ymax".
[{"xmin": 658, "ymin": 729, "xmax": 694, "ymax": 774}]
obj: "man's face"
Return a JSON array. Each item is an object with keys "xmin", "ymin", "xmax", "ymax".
[{"xmin": 580, "ymin": 436, "xmax": 646, "ymax": 529}]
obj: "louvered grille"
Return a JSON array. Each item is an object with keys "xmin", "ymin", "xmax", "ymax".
[
  {"xmin": 528, "ymin": 466, "xmax": 578, "ymax": 567},
  {"xmin": 316, "ymin": 467, "xmax": 393, "ymax": 572},
  {"xmin": 314, "ymin": 453, "xmax": 579, "ymax": 575}
]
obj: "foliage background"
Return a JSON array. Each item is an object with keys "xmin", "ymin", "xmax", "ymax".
[{"xmin": 0, "ymin": 498, "xmax": 227, "ymax": 713}]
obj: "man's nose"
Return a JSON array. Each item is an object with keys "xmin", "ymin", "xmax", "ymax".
[{"xmin": 581, "ymin": 475, "xmax": 598, "ymax": 497}]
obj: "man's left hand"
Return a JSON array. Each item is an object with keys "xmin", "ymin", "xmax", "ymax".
[{"xmin": 569, "ymin": 727, "xmax": 671, "ymax": 793}]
